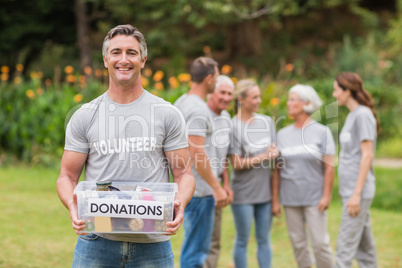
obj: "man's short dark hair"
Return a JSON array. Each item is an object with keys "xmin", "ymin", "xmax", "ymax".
[
  {"xmin": 102, "ymin": 24, "xmax": 147, "ymax": 61},
  {"xmin": 190, "ymin": 57, "xmax": 218, "ymax": 83}
]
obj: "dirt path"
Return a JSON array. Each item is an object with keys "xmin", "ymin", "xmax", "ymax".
[{"xmin": 374, "ymin": 158, "xmax": 402, "ymax": 168}]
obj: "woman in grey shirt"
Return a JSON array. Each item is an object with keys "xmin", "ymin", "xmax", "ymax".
[
  {"xmin": 272, "ymin": 84, "xmax": 335, "ymax": 268},
  {"xmin": 332, "ymin": 72, "xmax": 380, "ymax": 268},
  {"xmin": 228, "ymin": 79, "xmax": 279, "ymax": 268}
]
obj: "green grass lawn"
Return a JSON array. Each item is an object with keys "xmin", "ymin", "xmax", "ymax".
[{"xmin": 0, "ymin": 166, "xmax": 401, "ymax": 267}]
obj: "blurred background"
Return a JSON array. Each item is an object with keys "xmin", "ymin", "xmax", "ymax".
[
  {"xmin": 1, "ymin": 0, "xmax": 402, "ymax": 166},
  {"xmin": 1, "ymin": 1, "xmax": 402, "ymax": 267}
]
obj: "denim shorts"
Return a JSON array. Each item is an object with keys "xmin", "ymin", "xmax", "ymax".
[{"xmin": 72, "ymin": 234, "xmax": 174, "ymax": 268}]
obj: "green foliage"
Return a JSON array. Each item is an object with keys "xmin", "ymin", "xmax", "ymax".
[{"xmin": 0, "ymin": 77, "xmax": 106, "ymax": 166}]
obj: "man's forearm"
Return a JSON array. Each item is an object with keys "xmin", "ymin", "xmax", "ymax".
[{"xmin": 192, "ymin": 150, "xmax": 221, "ymax": 189}]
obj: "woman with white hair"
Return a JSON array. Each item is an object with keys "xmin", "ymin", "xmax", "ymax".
[{"xmin": 272, "ymin": 84, "xmax": 336, "ymax": 268}]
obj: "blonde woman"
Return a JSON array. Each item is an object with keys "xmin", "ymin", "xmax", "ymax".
[{"xmin": 228, "ymin": 79, "xmax": 279, "ymax": 268}]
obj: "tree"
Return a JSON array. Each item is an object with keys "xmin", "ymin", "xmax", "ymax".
[{"xmin": 0, "ymin": 0, "xmax": 76, "ymax": 76}]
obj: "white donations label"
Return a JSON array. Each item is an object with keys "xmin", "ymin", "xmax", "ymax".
[{"xmin": 88, "ymin": 198, "xmax": 165, "ymax": 220}]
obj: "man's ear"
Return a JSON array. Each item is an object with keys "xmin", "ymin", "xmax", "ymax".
[
  {"xmin": 140, "ymin": 56, "xmax": 147, "ymax": 69},
  {"xmin": 103, "ymin": 55, "xmax": 108, "ymax": 68}
]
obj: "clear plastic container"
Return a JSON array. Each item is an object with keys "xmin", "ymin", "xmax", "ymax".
[{"xmin": 74, "ymin": 181, "xmax": 178, "ymax": 234}]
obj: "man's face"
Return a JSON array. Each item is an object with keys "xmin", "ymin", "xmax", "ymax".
[
  {"xmin": 209, "ymin": 82, "xmax": 234, "ymax": 112},
  {"xmin": 207, "ymin": 66, "xmax": 220, "ymax": 93},
  {"xmin": 103, "ymin": 35, "xmax": 146, "ymax": 87}
]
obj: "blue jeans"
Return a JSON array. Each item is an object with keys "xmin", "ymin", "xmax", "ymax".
[
  {"xmin": 231, "ymin": 202, "xmax": 273, "ymax": 268},
  {"xmin": 181, "ymin": 196, "xmax": 215, "ymax": 268},
  {"xmin": 72, "ymin": 234, "xmax": 174, "ymax": 268}
]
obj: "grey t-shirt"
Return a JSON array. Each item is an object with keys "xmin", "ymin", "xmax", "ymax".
[
  {"xmin": 174, "ymin": 94, "xmax": 216, "ymax": 197},
  {"xmin": 208, "ymin": 109, "xmax": 232, "ymax": 181},
  {"xmin": 338, "ymin": 105, "xmax": 376, "ymax": 199},
  {"xmin": 277, "ymin": 121, "xmax": 335, "ymax": 206},
  {"xmin": 228, "ymin": 114, "xmax": 276, "ymax": 205},
  {"xmin": 65, "ymin": 90, "xmax": 188, "ymax": 243}
]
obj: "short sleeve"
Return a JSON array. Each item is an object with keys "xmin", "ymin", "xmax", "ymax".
[
  {"xmin": 323, "ymin": 127, "xmax": 336, "ymax": 156},
  {"xmin": 64, "ymin": 110, "xmax": 90, "ymax": 154},
  {"xmin": 163, "ymin": 105, "xmax": 188, "ymax": 152},
  {"xmin": 228, "ymin": 124, "xmax": 242, "ymax": 156},
  {"xmin": 269, "ymin": 116, "xmax": 276, "ymax": 145},
  {"xmin": 356, "ymin": 110, "xmax": 376, "ymax": 143},
  {"xmin": 186, "ymin": 110, "xmax": 211, "ymax": 138}
]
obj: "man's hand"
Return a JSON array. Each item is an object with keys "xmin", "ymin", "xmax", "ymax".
[
  {"xmin": 271, "ymin": 199, "xmax": 281, "ymax": 217},
  {"xmin": 165, "ymin": 200, "xmax": 184, "ymax": 235},
  {"xmin": 213, "ymin": 186, "xmax": 228, "ymax": 208},
  {"xmin": 223, "ymin": 184, "xmax": 234, "ymax": 205},
  {"xmin": 69, "ymin": 193, "xmax": 87, "ymax": 235}
]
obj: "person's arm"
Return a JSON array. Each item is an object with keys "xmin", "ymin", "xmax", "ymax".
[
  {"xmin": 56, "ymin": 150, "xmax": 88, "ymax": 234},
  {"xmin": 347, "ymin": 140, "xmax": 374, "ymax": 217},
  {"xmin": 165, "ymin": 147, "xmax": 195, "ymax": 235},
  {"xmin": 271, "ymin": 164, "xmax": 281, "ymax": 217},
  {"xmin": 221, "ymin": 161, "xmax": 233, "ymax": 205},
  {"xmin": 318, "ymin": 155, "xmax": 335, "ymax": 212},
  {"xmin": 188, "ymin": 135, "xmax": 228, "ymax": 207},
  {"xmin": 230, "ymin": 143, "xmax": 279, "ymax": 171}
]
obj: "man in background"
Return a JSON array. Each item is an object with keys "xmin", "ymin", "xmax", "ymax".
[
  {"xmin": 204, "ymin": 75, "xmax": 235, "ymax": 268},
  {"xmin": 175, "ymin": 57, "xmax": 228, "ymax": 267}
]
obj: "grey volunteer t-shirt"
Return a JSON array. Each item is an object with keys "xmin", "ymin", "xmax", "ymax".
[
  {"xmin": 228, "ymin": 114, "xmax": 276, "ymax": 205},
  {"xmin": 65, "ymin": 90, "xmax": 188, "ymax": 243},
  {"xmin": 208, "ymin": 109, "xmax": 232, "ymax": 181},
  {"xmin": 174, "ymin": 94, "xmax": 216, "ymax": 197},
  {"xmin": 277, "ymin": 121, "xmax": 335, "ymax": 206},
  {"xmin": 338, "ymin": 105, "xmax": 376, "ymax": 199}
]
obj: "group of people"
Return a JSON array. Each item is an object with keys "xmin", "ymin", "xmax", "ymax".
[{"xmin": 57, "ymin": 24, "xmax": 379, "ymax": 268}]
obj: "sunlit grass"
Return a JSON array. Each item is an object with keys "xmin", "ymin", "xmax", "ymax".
[{"xmin": 0, "ymin": 166, "xmax": 401, "ymax": 267}]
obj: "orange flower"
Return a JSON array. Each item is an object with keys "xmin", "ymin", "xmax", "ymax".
[
  {"xmin": 270, "ymin": 98, "xmax": 280, "ymax": 106},
  {"xmin": 16, "ymin": 64, "xmax": 24, "ymax": 72},
  {"xmin": 95, "ymin": 69, "xmax": 103, "ymax": 78},
  {"xmin": 141, "ymin": 76, "xmax": 149, "ymax": 87},
  {"xmin": 153, "ymin": 70, "xmax": 164, "ymax": 82},
  {"xmin": 143, "ymin": 68, "xmax": 153, "ymax": 77},
  {"xmin": 64, "ymin": 65, "xmax": 74, "ymax": 74},
  {"xmin": 285, "ymin": 64, "xmax": 294, "ymax": 72},
  {"xmin": 84, "ymin": 66, "xmax": 92, "ymax": 76},
  {"xmin": 230, "ymin": 77, "xmax": 237, "ymax": 84},
  {"xmin": 74, "ymin": 94, "xmax": 83, "ymax": 103},
  {"xmin": 1, "ymin": 66, "xmax": 10, "ymax": 73},
  {"xmin": 155, "ymin": 82, "xmax": 164, "ymax": 90},
  {"xmin": 30, "ymin": 72, "xmax": 38, "ymax": 79},
  {"xmin": 36, "ymin": 88, "xmax": 43, "ymax": 96},
  {"xmin": 13, "ymin": 77, "xmax": 21, "ymax": 85},
  {"xmin": 45, "ymin": 78, "xmax": 52, "ymax": 87},
  {"xmin": 26, "ymin": 89, "xmax": 35, "ymax": 99},
  {"xmin": 178, "ymin": 73, "xmax": 191, "ymax": 83},
  {"xmin": 168, "ymin": 77, "xmax": 179, "ymax": 89},
  {"xmin": 203, "ymin": 46, "xmax": 211, "ymax": 54},
  {"xmin": 66, "ymin": 74, "xmax": 76, "ymax": 83},
  {"xmin": 221, "ymin": 65, "xmax": 232, "ymax": 75},
  {"xmin": 79, "ymin": 75, "xmax": 86, "ymax": 83},
  {"xmin": 1, "ymin": 73, "xmax": 9, "ymax": 81}
]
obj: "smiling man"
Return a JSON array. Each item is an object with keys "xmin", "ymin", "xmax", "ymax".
[
  {"xmin": 57, "ymin": 25, "xmax": 195, "ymax": 267},
  {"xmin": 204, "ymin": 75, "xmax": 235, "ymax": 268}
]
